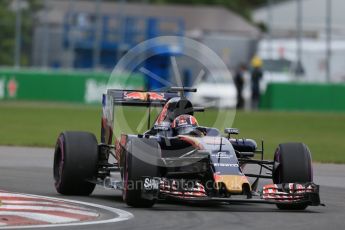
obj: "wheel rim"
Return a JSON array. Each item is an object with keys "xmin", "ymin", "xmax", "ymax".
[
  {"xmin": 54, "ymin": 136, "xmax": 65, "ymax": 189},
  {"xmin": 273, "ymin": 148, "xmax": 282, "ymax": 183}
]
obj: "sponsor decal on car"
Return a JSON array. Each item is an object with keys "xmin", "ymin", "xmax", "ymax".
[
  {"xmin": 123, "ymin": 92, "xmax": 147, "ymax": 101},
  {"xmin": 213, "ymin": 163, "xmax": 239, "ymax": 167},
  {"xmin": 211, "ymin": 152, "xmax": 233, "ymax": 159},
  {"xmin": 123, "ymin": 92, "xmax": 166, "ymax": 101},
  {"xmin": 144, "ymin": 178, "xmax": 159, "ymax": 190},
  {"xmin": 147, "ymin": 92, "xmax": 165, "ymax": 101}
]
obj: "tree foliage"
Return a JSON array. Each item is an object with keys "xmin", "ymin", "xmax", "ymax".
[{"xmin": 0, "ymin": 0, "xmax": 42, "ymax": 66}]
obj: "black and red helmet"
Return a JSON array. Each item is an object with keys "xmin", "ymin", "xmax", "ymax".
[{"xmin": 171, "ymin": 115, "xmax": 199, "ymax": 135}]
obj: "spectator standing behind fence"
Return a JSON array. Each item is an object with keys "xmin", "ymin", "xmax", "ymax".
[
  {"xmin": 234, "ymin": 64, "xmax": 246, "ymax": 109},
  {"xmin": 250, "ymin": 56, "xmax": 263, "ymax": 110}
]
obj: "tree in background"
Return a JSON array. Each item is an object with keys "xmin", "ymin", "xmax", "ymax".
[
  {"xmin": 0, "ymin": 0, "xmax": 15, "ymax": 65},
  {"xmin": 0, "ymin": 0, "xmax": 42, "ymax": 66}
]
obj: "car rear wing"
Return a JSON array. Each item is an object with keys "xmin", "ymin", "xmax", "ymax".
[
  {"xmin": 101, "ymin": 89, "xmax": 181, "ymax": 144},
  {"xmin": 106, "ymin": 89, "xmax": 179, "ymax": 107},
  {"xmin": 101, "ymin": 88, "xmax": 198, "ymax": 145}
]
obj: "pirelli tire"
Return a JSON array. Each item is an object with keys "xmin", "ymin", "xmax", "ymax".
[
  {"xmin": 54, "ymin": 131, "xmax": 98, "ymax": 196},
  {"xmin": 122, "ymin": 138, "xmax": 161, "ymax": 208},
  {"xmin": 273, "ymin": 142, "xmax": 313, "ymax": 210}
]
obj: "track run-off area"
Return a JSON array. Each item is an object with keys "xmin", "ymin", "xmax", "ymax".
[{"xmin": 0, "ymin": 146, "xmax": 345, "ymax": 230}]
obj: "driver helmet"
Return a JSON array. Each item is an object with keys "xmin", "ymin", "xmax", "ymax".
[{"xmin": 171, "ymin": 115, "xmax": 199, "ymax": 135}]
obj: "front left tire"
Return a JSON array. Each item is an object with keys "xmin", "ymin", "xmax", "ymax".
[{"xmin": 54, "ymin": 131, "xmax": 98, "ymax": 195}]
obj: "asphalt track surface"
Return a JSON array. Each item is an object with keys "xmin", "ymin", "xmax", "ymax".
[{"xmin": 1, "ymin": 146, "xmax": 345, "ymax": 230}]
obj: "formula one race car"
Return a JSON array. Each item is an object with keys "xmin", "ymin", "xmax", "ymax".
[{"xmin": 53, "ymin": 87, "xmax": 322, "ymax": 210}]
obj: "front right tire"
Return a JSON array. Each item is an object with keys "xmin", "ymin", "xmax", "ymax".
[{"xmin": 273, "ymin": 142, "xmax": 313, "ymax": 210}]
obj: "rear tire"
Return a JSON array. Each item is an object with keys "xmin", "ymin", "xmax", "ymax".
[
  {"xmin": 54, "ymin": 131, "xmax": 98, "ymax": 195},
  {"xmin": 273, "ymin": 143, "xmax": 313, "ymax": 210},
  {"xmin": 123, "ymin": 138, "xmax": 160, "ymax": 208}
]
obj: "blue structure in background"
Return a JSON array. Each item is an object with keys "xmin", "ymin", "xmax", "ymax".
[{"xmin": 63, "ymin": 13, "xmax": 185, "ymax": 90}]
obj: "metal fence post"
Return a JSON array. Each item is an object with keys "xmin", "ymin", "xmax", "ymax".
[
  {"xmin": 42, "ymin": 0, "xmax": 50, "ymax": 68},
  {"xmin": 326, "ymin": 0, "xmax": 332, "ymax": 82},
  {"xmin": 14, "ymin": 0, "xmax": 22, "ymax": 68},
  {"xmin": 267, "ymin": 0, "xmax": 273, "ymax": 59},
  {"xmin": 93, "ymin": 0, "xmax": 102, "ymax": 69},
  {"xmin": 296, "ymin": 0, "xmax": 303, "ymax": 76}
]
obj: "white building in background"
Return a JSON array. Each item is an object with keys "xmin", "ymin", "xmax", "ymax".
[
  {"xmin": 253, "ymin": 0, "xmax": 345, "ymax": 38},
  {"xmin": 257, "ymin": 38, "xmax": 345, "ymax": 83},
  {"xmin": 253, "ymin": 0, "xmax": 345, "ymax": 83}
]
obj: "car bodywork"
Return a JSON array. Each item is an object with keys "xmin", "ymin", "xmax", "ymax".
[{"xmin": 96, "ymin": 87, "xmax": 321, "ymax": 207}]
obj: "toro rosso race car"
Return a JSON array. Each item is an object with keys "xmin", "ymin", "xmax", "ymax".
[{"xmin": 53, "ymin": 87, "xmax": 322, "ymax": 210}]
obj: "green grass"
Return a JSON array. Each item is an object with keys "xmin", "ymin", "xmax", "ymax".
[{"xmin": 0, "ymin": 101, "xmax": 344, "ymax": 163}]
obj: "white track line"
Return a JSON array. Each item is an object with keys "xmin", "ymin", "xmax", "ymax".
[
  {"xmin": 0, "ymin": 193, "xmax": 134, "ymax": 229},
  {"xmin": 0, "ymin": 223, "xmax": 6, "ymax": 227},
  {"xmin": 0, "ymin": 205, "xmax": 99, "ymax": 217}
]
